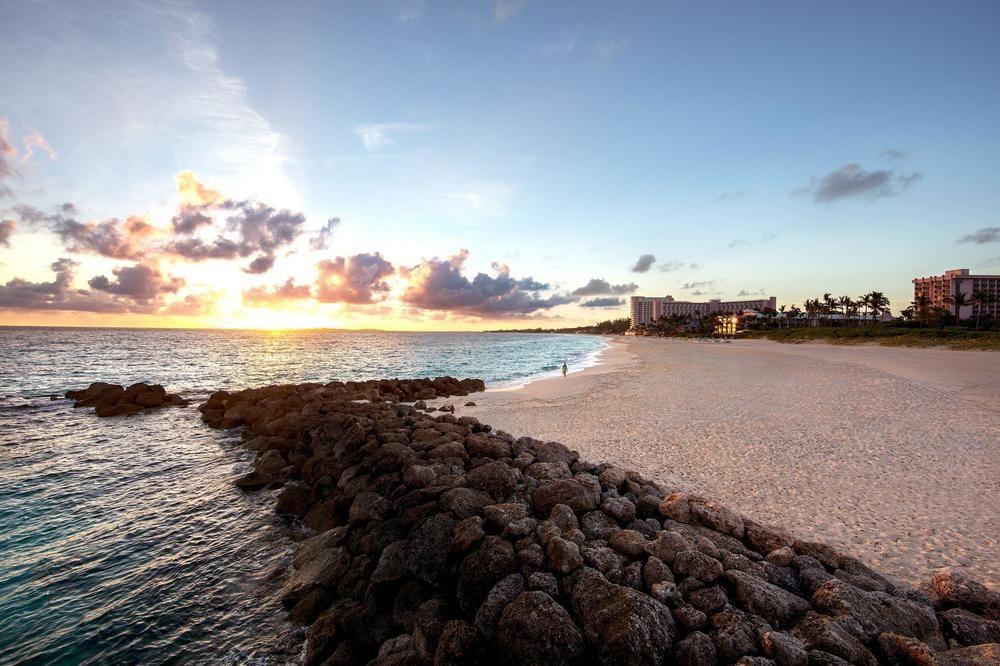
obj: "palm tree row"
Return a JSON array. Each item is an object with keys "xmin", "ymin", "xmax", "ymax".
[{"xmin": 800, "ymin": 291, "xmax": 889, "ymax": 326}]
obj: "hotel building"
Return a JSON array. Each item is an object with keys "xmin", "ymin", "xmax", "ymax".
[
  {"xmin": 629, "ymin": 295, "xmax": 777, "ymax": 326},
  {"xmin": 912, "ymin": 268, "xmax": 1000, "ymax": 320}
]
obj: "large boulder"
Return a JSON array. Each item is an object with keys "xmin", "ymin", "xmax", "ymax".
[
  {"xmin": 495, "ymin": 591, "xmax": 586, "ymax": 665},
  {"xmin": 792, "ymin": 612, "xmax": 877, "ymax": 666},
  {"xmin": 725, "ymin": 570, "xmax": 811, "ymax": 628},
  {"xmin": 456, "ymin": 537, "xmax": 517, "ymax": 615},
  {"xmin": 929, "ymin": 568, "xmax": 1000, "ymax": 619},
  {"xmin": 531, "ymin": 480, "xmax": 598, "ymax": 514},
  {"xmin": 569, "ymin": 568, "xmax": 676, "ymax": 664},
  {"xmin": 811, "ymin": 578, "xmax": 944, "ymax": 649}
]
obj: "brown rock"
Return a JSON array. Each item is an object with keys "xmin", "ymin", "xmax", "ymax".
[{"xmin": 495, "ymin": 591, "xmax": 585, "ymax": 666}]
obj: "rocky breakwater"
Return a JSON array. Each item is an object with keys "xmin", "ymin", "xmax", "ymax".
[
  {"xmin": 198, "ymin": 378, "xmax": 1000, "ymax": 665},
  {"xmin": 65, "ymin": 381, "xmax": 189, "ymax": 417}
]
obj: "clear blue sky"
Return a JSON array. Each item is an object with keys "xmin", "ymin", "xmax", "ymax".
[{"xmin": 1, "ymin": 0, "xmax": 998, "ymax": 328}]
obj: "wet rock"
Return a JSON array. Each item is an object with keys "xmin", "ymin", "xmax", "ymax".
[
  {"xmin": 569, "ymin": 568, "xmax": 676, "ymax": 664},
  {"xmin": 282, "ymin": 547, "xmax": 351, "ymax": 608},
  {"xmin": 349, "ymin": 491, "xmax": 390, "ymax": 523},
  {"xmin": 495, "ymin": 591, "xmax": 585, "ymax": 666}
]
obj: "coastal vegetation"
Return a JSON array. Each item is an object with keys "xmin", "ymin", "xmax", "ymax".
[{"xmin": 743, "ymin": 326, "xmax": 1000, "ymax": 351}]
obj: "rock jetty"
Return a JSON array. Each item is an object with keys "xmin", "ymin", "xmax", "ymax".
[
  {"xmin": 65, "ymin": 381, "xmax": 188, "ymax": 417},
  {"xmin": 195, "ymin": 378, "xmax": 999, "ymax": 665}
]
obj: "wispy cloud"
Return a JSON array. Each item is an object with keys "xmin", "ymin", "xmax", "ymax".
[
  {"xmin": 494, "ymin": 0, "xmax": 529, "ymax": 23},
  {"xmin": 541, "ymin": 26, "xmax": 581, "ymax": 57},
  {"xmin": 682, "ymin": 280, "xmax": 716, "ymax": 290},
  {"xmin": 957, "ymin": 227, "xmax": 1000, "ymax": 244},
  {"xmin": 880, "ymin": 148, "xmax": 909, "ymax": 160},
  {"xmin": 729, "ymin": 233, "xmax": 777, "ymax": 249},
  {"xmin": 352, "ymin": 121, "xmax": 436, "ymax": 151},
  {"xmin": 736, "ymin": 288, "xmax": 768, "ymax": 297},
  {"xmin": 392, "ymin": 0, "xmax": 426, "ymax": 22},
  {"xmin": 657, "ymin": 260, "xmax": 698, "ymax": 273},
  {"xmin": 443, "ymin": 181, "xmax": 514, "ymax": 217},
  {"xmin": 715, "ymin": 188, "xmax": 747, "ymax": 203},
  {"xmin": 595, "ymin": 37, "xmax": 628, "ymax": 66}
]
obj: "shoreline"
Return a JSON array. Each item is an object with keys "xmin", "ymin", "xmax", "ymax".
[{"xmin": 452, "ymin": 336, "xmax": 1000, "ymax": 588}]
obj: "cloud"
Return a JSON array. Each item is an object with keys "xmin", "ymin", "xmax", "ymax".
[
  {"xmin": 0, "ymin": 118, "xmax": 15, "ymax": 179},
  {"xmin": 401, "ymin": 249, "xmax": 572, "ymax": 316},
  {"xmin": 571, "ymin": 278, "xmax": 638, "ymax": 296},
  {"xmin": 541, "ymin": 26, "xmax": 581, "ymax": 57},
  {"xmin": 352, "ymin": 122, "xmax": 435, "ymax": 151},
  {"xmin": 88, "ymin": 263, "xmax": 184, "ymax": 300},
  {"xmin": 163, "ymin": 292, "xmax": 218, "ymax": 316},
  {"xmin": 0, "ymin": 117, "xmax": 56, "ymax": 185},
  {"xmin": 494, "ymin": 0, "xmax": 529, "ymax": 22},
  {"xmin": 580, "ymin": 297, "xmax": 624, "ymax": 308},
  {"xmin": 595, "ymin": 37, "xmax": 628, "ymax": 65},
  {"xmin": 315, "ymin": 253, "xmax": 395, "ymax": 304},
  {"xmin": 736, "ymin": 289, "xmax": 767, "ymax": 297},
  {"xmin": 443, "ymin": 182, "xmax": 513, "ymax": 217},
  {"xmin": 657, "ymin": 260, "xmax": 697, "ymax": 273},
  {"xmin": 715, "ymin": 188, "xmax": 747, "ymax": 203},
  {"xmin": 682, "ymin": 280, "xmax": 716, "ymax": 290},
  {"xmin": 165, "ymin": 172, "xmax": 306, "ymax": 273},
  {"xmin": 728, "ymin": 233, "xmax": 778, "ymax": 249},
  {"xmin": 631, "ymin": 254, "xmax": 656, "ymax": 273},
  {"xmin": 19, "ymin": 132, "xmax": 57, "ymax": 163},
  {"xmin": 957, "ymin": 227, "xmax": 1000, "ymax": 244},
  {"xmin": 243, "ymin": 278, "xmax": 312, "ymax": 306},
  {"xmin": 176, "ymin": 170, "xmax": 223, "ymax": 207},
  {"xmin": 309, "ymin": 217, "xmax": 341, "ymax": 251},
  {"xmin": 0, "ymin": 258, "xmax": 152, "ymax": 313},
  {"xmin": 54, "ymin": 214, "xmax": 155, "ymax": 260},
  {"xmin": 800, "ymin": 163, "xmax": 922, "ymax": 203},
  {"xmin": 880, "ymin": 148, "xmax": 909, "ymax": 160},
  {"xmin": 392, "ymin": 0, "xmax": 426, "ymax": 21},
  {"xmin": 0, "ymin": 219, "xmax": 14, "ymax": 247}
]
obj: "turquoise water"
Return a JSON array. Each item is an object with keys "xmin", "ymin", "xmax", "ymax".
[{"xmin": 0, "ymin": 329, "xmax": 606, "ymax": 664}]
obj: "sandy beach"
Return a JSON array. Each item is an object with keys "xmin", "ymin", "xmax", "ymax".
[{"xmin": 447, "ymin": 337, "xmax": 1000, "ymax": 589}]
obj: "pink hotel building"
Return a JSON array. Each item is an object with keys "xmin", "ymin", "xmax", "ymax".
[
  {"xmin": 913, "ymin": 268, "xmax": 1000, "ymax": 320},
  {"xmin": 629, "ymin": 295, "xmax": 777, "ymax": 326}
]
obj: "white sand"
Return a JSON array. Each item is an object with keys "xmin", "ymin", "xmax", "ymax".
[{"xmin": 446, "ymin": 337, "xmax": 1000, "ymax": 588}]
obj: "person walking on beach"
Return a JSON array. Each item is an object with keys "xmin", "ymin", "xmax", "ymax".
[{"xmin": 562, "ymin": 361, "xmax": 568, "ymax": 377}]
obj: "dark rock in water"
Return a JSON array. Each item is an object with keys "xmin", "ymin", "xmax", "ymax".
[
  {"xmin": 187, "ymin": 376, "xmax": 998, "ymax": 666},
  {"xmin": 66, "ymin": 381, "xmax": 188, "ymax": 416}
]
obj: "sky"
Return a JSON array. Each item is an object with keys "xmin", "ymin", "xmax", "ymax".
[{"xmin": 1, "ymin": 0, "xmax": 999, "ymax": 330}]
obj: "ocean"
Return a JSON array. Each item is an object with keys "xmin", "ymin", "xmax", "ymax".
[{"xmin": 0, "ymin": 328, "xmax": 606, "ymax": 664}]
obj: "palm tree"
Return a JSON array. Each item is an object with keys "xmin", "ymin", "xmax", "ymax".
[
  {"xmin": 868, "ymin": 291, "xmax": 889, "ymax": 323},
  {"xmin": 822, "ymin": 293, "xmax": 835, "ymax": 324},
  {"xmin": 971, "ymin": 288, "xmax": 994, "ymax": 330},
  {"xmin": 911, "ymin": 294, "xmax": 932, "ymax": 327},
  {"xmin": 859, "ymin": 293, "xmax": 872, "ymax": 324},
  {"xmin": 788, "ymin": 305, "xmax": 802, "ymax": 326},
  {"xmin": 778, "ymin": 305, "xmax": 787, "ymax": 329},
  {"xmin": 943, "ymin": 291, "xmax": 970, "ymax": 325},
  {"xmin": 837, "ymin": 295, "xmax": 853, "ymax": 327}
]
